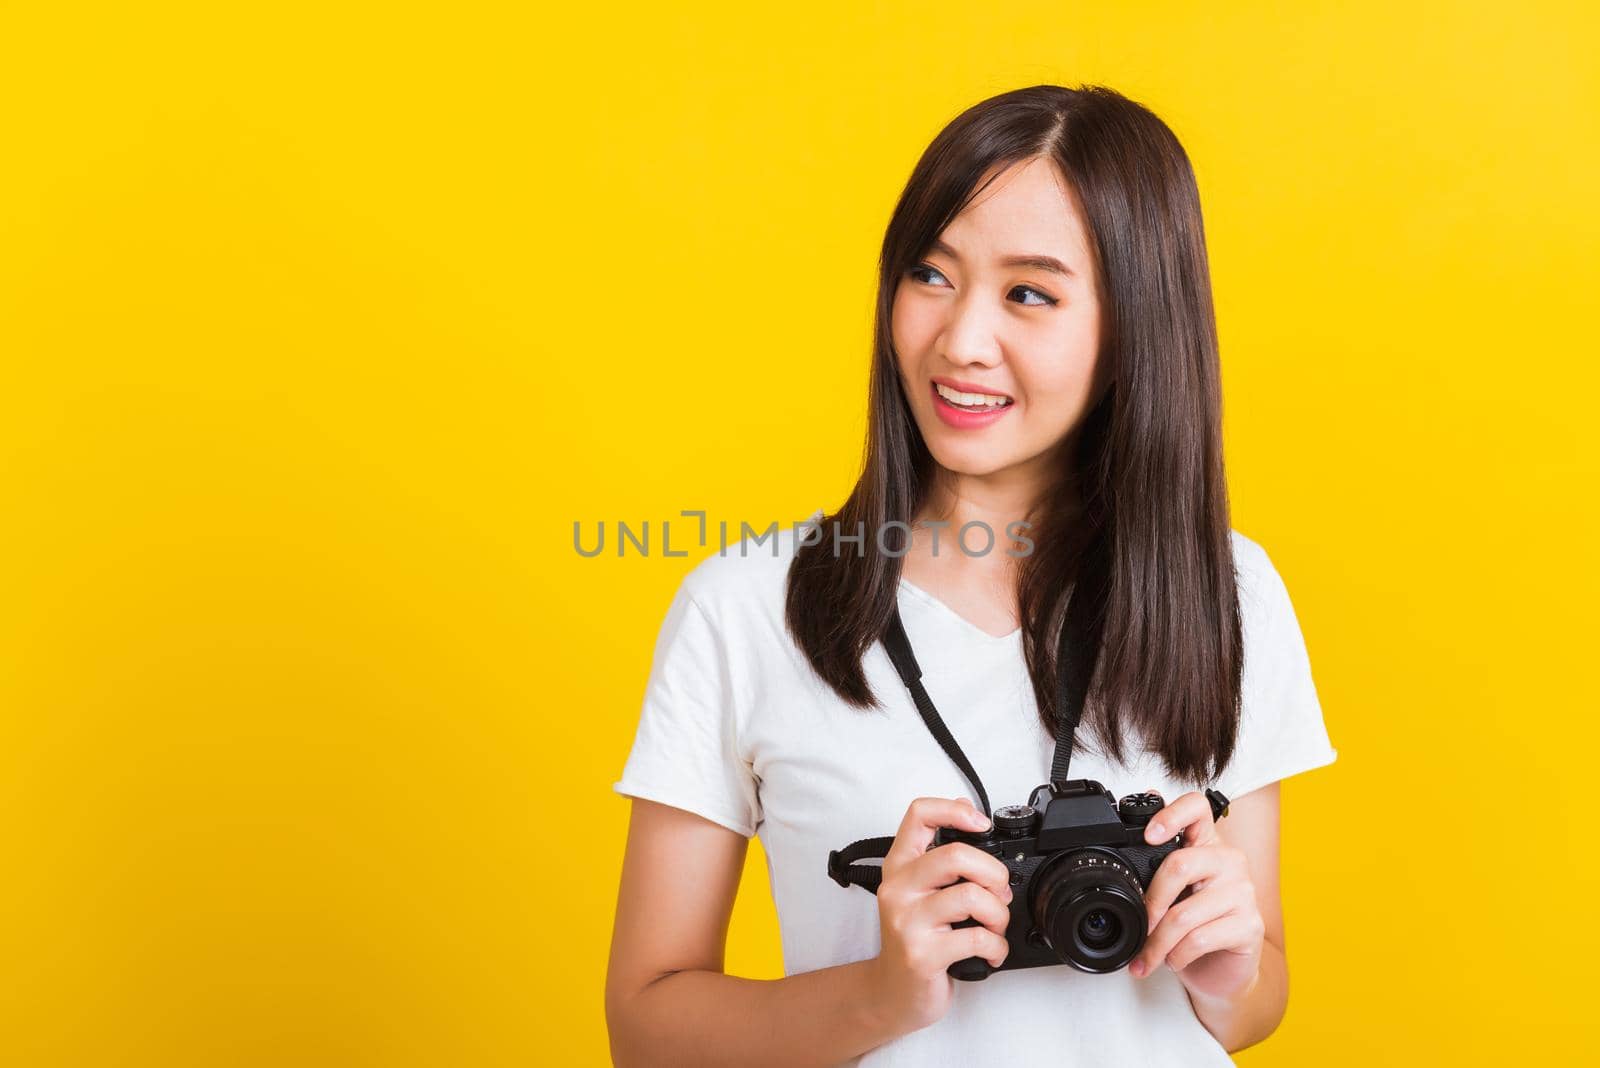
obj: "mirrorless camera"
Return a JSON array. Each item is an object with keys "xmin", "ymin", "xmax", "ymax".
[{"xmin": 932, "ymin": 778, "xmax": 1229, "ymax": 979}]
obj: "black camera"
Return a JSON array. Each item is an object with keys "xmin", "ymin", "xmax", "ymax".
[{"xmin": 931, "ymin": 779, "xmax": 1230, "ymax": 980}]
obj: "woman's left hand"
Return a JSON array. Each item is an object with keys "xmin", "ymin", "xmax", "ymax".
[{"xmin": 1129, "ymin": 790, "xmax": 1265, "ymax": 1002}]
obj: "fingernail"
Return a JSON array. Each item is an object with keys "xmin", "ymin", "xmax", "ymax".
[
  {"xmin": 1130, "ymin": 959, "xmax": 1145, "ymax": 977},
  {"xmin": 1002, "ymin": 885, "xmax": 1014, "ymax": 903},
  {"xmin": 1147, "ymin": 822, "xmax": 1166, "ymax": 841}
]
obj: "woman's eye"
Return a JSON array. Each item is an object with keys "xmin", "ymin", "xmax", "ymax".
[
  {"xmin": 910, "ymin": 263, "xmax": 1057, "ymax": 308},
  {"xmin": 1010, "ymin": 285, "xmax": 1058, "ymax": 308}
]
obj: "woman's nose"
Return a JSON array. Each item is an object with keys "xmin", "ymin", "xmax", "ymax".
[{"xmin": 939, "ymin": 297, "xmax": 1004, "ymax": 368}]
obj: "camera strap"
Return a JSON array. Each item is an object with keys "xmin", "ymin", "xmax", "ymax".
[{"xmin": 826, "ymin": 602, "xmax": 1091, "ymax": 894}]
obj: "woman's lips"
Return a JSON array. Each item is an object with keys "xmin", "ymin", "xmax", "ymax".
[{"xmin": 930, "ymin": 381, "xmax": 1015, "ymax": 429}]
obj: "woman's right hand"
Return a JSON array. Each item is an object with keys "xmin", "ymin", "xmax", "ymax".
[{"xmin": 867, "ymin": 796, "xmax": 1014, "ymax": 1033}]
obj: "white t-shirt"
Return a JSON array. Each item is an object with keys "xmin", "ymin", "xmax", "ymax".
[{"xmin": 613, "ymin": 514, "xmax": 1337, "ymax": 1066}]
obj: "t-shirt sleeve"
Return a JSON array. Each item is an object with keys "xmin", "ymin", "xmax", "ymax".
[
  {"xmin": 1215, "ymin": 542, "xmax": 1339, "ymax": 801},
  {"xmin": 612, "ymin": 577, "xmax": 762, "ymax": 837}
]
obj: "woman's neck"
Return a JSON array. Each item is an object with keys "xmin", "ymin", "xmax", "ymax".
[
  {"xmin": 915, "ymin": 467, "xmax": 1051, "ymax": 543},
  {"xmin": 899, "ymin": 478, "xmax": 1028, "ymax": 637},
  {"xmin": 905, "ymin": 473, "xmax": 1033, "ymax": 587},
  {"xmin": 897, "ymin": 459, "xmax": 1080, "ymax": 637}
]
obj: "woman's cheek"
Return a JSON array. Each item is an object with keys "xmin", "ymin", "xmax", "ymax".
[
  {"xmin": 1019, "ymin": 382, "xmax": 1080, "ymax": 437},
  {"xmin": 889, "ymin": 292, "xmax": 927, "ymax": 356}
]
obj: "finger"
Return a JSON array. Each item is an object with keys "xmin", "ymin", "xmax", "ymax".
[
  {"xmin": 1143, "ymin": 790, "xmax": 1218, "ymax": 847},
  {"xmin": 932, "ymin": 924, "xmax": 1010, "ymax": 971},
  {"xmin": 1133, "ymin": 884, "xmax": 1236, "ymax": 977},
  {"xmin": 916, "ymin": 881, "xmax": 1012, "ymax": 939},
  {"xmin": 884, "ymin": 797, "xmax": 991, "ymax": 871},
  {"xmin": 1165, "ymin": 912, "xmax": 1263, "ymax": 973},
  {"xmin": 905, "ymin": 841, "xmax": 1012, "ymax": 900},
  {"xmin": 1142, "ymin": 843, "xmax": 1245, "ymax": 929}
]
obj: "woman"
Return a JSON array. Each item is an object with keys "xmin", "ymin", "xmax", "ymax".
[{"xmin": 605, "ymin": 84, "xmax": 1336, "ymax": 1066}]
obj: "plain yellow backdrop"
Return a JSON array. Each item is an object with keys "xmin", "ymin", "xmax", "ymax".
[{"xmin": 2, "ymin": 2, "xmax": 1594, "ymax": 1064}]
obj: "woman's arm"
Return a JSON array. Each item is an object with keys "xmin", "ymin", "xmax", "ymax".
[
  {"xmin": 1182, "ymin": 784, "xmax": 1288, "ymax": 1051},
  {"xmin": 604, "ymin": 798, "xmax": 905, "ymax": 1067},
  {"xmin": 1132, "ymin": 783, "xmax": 1291, "ymax": 1053}
]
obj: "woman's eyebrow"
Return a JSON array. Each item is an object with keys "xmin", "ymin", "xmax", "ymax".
[{"xmin": 928, "ymin": 237, "xmax": 1076, "ymax": 278}]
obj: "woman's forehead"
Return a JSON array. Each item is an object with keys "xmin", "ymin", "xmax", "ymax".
[{"xmin": 937, "ymin": 158, "xmax": 1093, "ymax": 268}]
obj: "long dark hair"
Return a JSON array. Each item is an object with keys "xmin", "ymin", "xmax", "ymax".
[{"xmin": 784, "ymin": 84, "xmax": 1242, "ymax": 785}]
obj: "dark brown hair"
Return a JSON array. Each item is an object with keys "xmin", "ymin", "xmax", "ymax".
[{"xmin": 784, "ymin": 84, "xmax": 1242, "ymax": 785}]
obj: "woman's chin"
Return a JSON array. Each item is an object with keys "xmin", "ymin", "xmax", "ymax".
[{"xmin": 925, "ymin": 448, "xmax": 1021, "ymax": 479}]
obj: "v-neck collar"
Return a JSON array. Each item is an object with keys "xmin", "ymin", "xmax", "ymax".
[{"xmin": 897, "ymin": 576, "xmax": 1023, "ymax": 644}]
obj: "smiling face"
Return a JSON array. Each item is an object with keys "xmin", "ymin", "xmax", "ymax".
[{"xmin": 891, "ymin": 156, "xmax": 1108, "ymax": 510}]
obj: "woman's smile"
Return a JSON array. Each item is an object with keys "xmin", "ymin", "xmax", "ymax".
[{"xmin": 930, "ymin": 377, "xmax": 1015, "ymax": 429}]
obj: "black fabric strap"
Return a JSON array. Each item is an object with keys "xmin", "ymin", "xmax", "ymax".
[
  {"xmin": 1050, "ymin": 533, "xmax": 1108, "ymax": 787},
  {"xmin": 827, "ymin": 835, "xmax": 897, "ymax": 892},
  {"xmin": 881, "ymin": 607, "xmax": 992, "ymax": 818},
  {"xmin": 826, "ymin": 604, "xmax": 1089, "ymax": 896},
  {"xmin": 1049, "ymin": 602, "xmax": 1090, "ymax": 786}
]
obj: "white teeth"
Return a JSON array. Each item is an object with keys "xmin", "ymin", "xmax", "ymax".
[{"xmin": 935, "ymin": 382, "xmax": 1012, "ymax": 407}]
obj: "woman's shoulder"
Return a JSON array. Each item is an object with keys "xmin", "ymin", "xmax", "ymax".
[
  {"xmin": 674, "ymin": 519, "xmax": 1286, "ymax": 608},
  {"xmin": 671, "ymin": 520, "xmax": 1299, "ymax": 637},
  {"xmin": 673, "ymin": 507, "xmax": 823, "ymax": 619},
  {"xmin": 1222, "ymin": 527, "xmax": 1337, "ymax": 796},
  {"xmin": 1228, "ymin": 526, "xmax": 1271, "ymax": 579},
  {"xmin": 1228, "ymin": 525, "xmax": 1323, "ymax": 710},
  {"xmin": 1228, "ymin": 527, "xmax": 1298, "ymax": 627}
]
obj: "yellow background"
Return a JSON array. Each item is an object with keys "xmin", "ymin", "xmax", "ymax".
[{"xmin": 2, "ymin": 2, "xmax": 1594, "ymax": 1064}]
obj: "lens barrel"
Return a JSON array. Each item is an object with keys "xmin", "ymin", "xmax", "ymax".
[{"xmin": 1030, "ymin": 849, "xmax": 1148, "ymax": 973}]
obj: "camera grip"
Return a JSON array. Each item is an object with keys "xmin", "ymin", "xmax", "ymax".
[{"xmin": 946, "ymin": 917, "xmax": 995, "ymax": 981}]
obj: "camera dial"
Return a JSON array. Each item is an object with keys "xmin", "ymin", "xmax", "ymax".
[
  {"xmin": 992, "ymin": 804, "xmax": 1035, "ymax": 836},
  {"xmin": 1116, "ymin": 791, "xmax": 1165, "ymax": 827}
]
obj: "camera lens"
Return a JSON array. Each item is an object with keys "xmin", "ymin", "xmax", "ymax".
[
  {"xmin": 1030, "ymin": 849, "xmax": 1147, "ymax": 973},
  {"xmin": 1078, "ymin": 907, "xmax": 1121, "ymax": 950}
]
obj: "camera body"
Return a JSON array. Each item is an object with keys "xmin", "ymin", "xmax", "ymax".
[{"xmin": 931, "ymin": 779, "xmax": 1226, "ymax": 980}]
